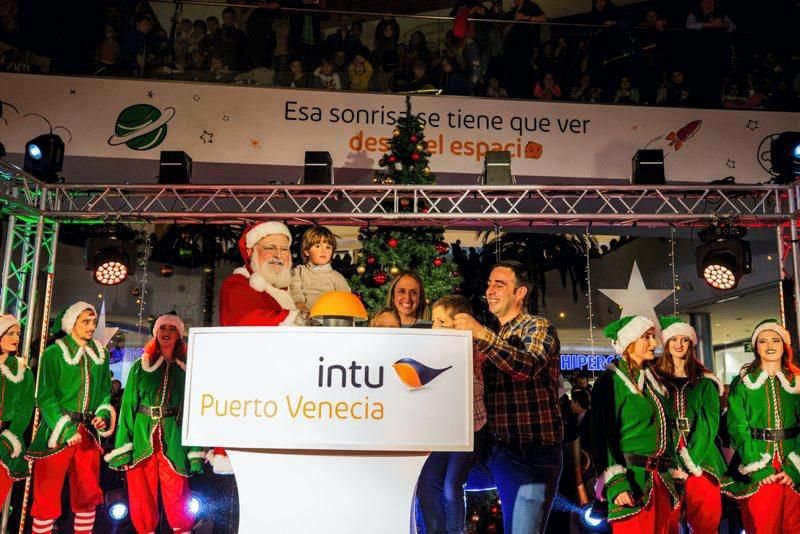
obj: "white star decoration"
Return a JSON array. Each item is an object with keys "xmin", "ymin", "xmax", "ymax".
[
  {"xmin": 95, "ymin": 301, "xmax": 118, "ymax": 348},
  {"xmin": 599, "ymin": 261, "xmax": 674, "ymax": 331}
]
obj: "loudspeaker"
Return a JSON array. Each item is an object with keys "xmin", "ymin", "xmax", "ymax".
[
  {"xmin": 482, "ymin": 150, "xmax": 513, "ymax": 185},
  {"xmin": 631, "ymin": 149, "xmax": 664, "ymax": 184},
  {"xmin": 303, "ymin": 151, "xmax": 333, "ymax": 185},
  {"xmin": 770, "ymin": 131, "xmax": 800, "ymax": 184},
  {"xmin": 159, "ymin": 151, "xmax": 192, "ymax": 184}
]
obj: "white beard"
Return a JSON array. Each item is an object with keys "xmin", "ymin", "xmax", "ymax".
[{"xmin": 251, "ymin": 255, "xmax": 291, "ymax": 289}]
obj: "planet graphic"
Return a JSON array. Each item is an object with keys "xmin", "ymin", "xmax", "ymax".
[{"xmin": 107, "ymin": 104, "xmax": 176, "ymax": 150}]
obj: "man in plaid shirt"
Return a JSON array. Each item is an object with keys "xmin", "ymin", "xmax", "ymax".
[{"xmin": 454, "ymin": 260, "xmax": 563, "ymax": 534}]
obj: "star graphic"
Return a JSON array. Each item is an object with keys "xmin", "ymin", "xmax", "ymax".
[
  {"xmin": 250, "ymin": 138, "xmax": 261, "ymax": 149},
  {"xmin": 69, "ymin": 89, "xmax": 76, "ymax": 95},
  {"xmin": 146, "ymin": 90, "xmax": 155, "ymax": 99},
  {"xmin": 726, "ymin": 159, "xmax": 736, "ymax": 169},
  {"xmin": 223, "ymin": 115, "xmax": 230, "ymax": 122},
  {"xmin": 599, "ymin": 261, "xmax": 674, "ymax": 334},
  {"xmin": 746, "ymin": 120, "xmax": 759, "ymax": 131},
  {"xmin": 200, "ymin": 130, "xmax": 214, "ymax": 143},
  {"xmin": 193, "ymin": 94, "xmax": 201, "ymax": 102}
]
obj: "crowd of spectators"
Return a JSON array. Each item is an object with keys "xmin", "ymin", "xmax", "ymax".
[{"xmin": 1, "ymin": 0, "xmax": 799, "ymax": 111}]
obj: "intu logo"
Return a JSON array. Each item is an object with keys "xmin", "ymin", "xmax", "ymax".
[{"xmin": 317, "ymin": 357, "xmax": 383, "ymax": 388}]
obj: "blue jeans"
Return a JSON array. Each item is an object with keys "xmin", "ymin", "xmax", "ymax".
[
  {"xmin": 417, "ymin": 430, "xmax": 486, "ymax": 534},
  {"xmin": 487, "ymin": 439, "xmax": 562, "ymax": 534}
]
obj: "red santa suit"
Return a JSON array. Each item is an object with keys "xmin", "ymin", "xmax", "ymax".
[{"xmin": 210, "ymin": 221, "xmax": 302, "ymax": 474}]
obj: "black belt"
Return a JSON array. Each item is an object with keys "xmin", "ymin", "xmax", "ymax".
[
  {"xmin": 67, "ymin": 411, "xmax": 94, "ymax": 425},
  {"xmin": 623, "ymin": 452, "xmax": 672, "ymax": 472},
  {"xmin": 750, "ymin": 427, "xmax": 800, "ymax": 442},
  {"xmin": 0, "ymin": 421, "xmax": 8, "ymax": 432},
  {"xmin": 668, "ymin": 417, "xmax": 693, "ymax": 433},
  {"xmin": 137, "ymin": 405, "xmax": 180, "ymax": 420}
]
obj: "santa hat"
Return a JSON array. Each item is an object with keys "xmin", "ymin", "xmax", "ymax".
[
  {"xmin": 604, "ymin": 315, "xmax": 655, "ymax": 354},
  {"xmin": 751, "ymin": 319, "xmax": 791, "ymax": 348},
  {"xmin": 0, "ymin": 315, "xmax": 19, "ymax": 337},
  {"xmin": 151, "ymin": 313, "xmax": 185, "ymax": 339},
  {"xmin": 237, "ymin": 222, "xmax": 292, "ymax": 265},
  {"xmin": 659, "ymin": 315, "xmax": 697, "ymax": 345},
  {"xmin": 56, "ymin": 302, "xmax": 97, "ymax": 335}
]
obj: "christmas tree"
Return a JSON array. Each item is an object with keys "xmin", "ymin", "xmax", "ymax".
[{"xmin": 352, "ymin": 97, "xmax": 461, "ymax": 314}]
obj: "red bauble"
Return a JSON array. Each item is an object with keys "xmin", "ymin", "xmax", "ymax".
[
  {"xmin": 433, "ymin": 258, "xmax": 444, "ymax": 267},
  {"xmin": 410, "ymin": 152, "xmax": 421, "ymax": 161},
  {"xmin": 486, "ymin": 522, "xmax": 498, "ymax": 534},
  {"xmin": 373, "ymin": 270, "xmax": 388, "ymax": 285},
  {"xmin": 366, "ymin": 255, "xmax": 376, "ymax": 265},
  {"xmin": 489, "ymin": 505, "xmax": 500, "ymax": 516},
  {"xmin": 387, "ymin": 237, "xmax": 399, "ymax": 248},
  {"xmin": 410, "ymin": 134, "xmax": 419, "ymax": 143},
  {"xmin": 387, "ymin": 155, "xmax": 398, "ymax": 163},
  {"xmin": 451, "ymin": 270, "xmax": 460, "ymax": 278},
  {"xmin": 434, "ymin": 242, "xmax": 449, "ymax": 255}
]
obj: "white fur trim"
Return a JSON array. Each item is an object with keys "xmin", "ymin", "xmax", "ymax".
[
  {"xmin": 245, "ymin": 221, "xmax": 292, "ymax": 249},
  {"xmin": 611, "ymin": 316, "xmax": 655, "ymax": 354},
  {"xmin": 280, "ymin": 310, "xmax": 301, "ymax": 326},
  {"xmin": 741, "ymin": 369, "xmax": 769, "ymax": 390},
  {"xmin": 751, "ymin": 322, "xmax": 790, "ymax": 349},
  {"xmin": 210, "ymin": 452, "xmax": 234, "ymax": 475},
  {"xmin": 0, "ymin": 430, "xmax": 22, "ymax": 459},
  {"xmin": 644, "ymin": 369, "xmax": 666, "ymax": 396},
  {"xmin": 48, "ymin": 414, "xmax": 72, "ymax": 449},
  {"xmin": 141, "ymin": 354, "xmax": 164, "ymax": 373},
  {"xmin": 608, "ymin": 363, "xmax": 642, "ymax": 395},
  {"xmin": 776, "ymin": 371, "xmax": 800, "ymax": 394},
  {"xmin": 788, "ymin": 451, "xmax": 800, "ymax": 476},
  {"xmin": 669, "ymin": 468, "xmax": 689, "ymax": 480},
  {"xmin": 95, "ymin": 403, "xmax": 116, "ymax": 438},
  {"xmin": 56, "ymin": 339, "xmax": 81, "ymax": 366},
  {"xmin": 61, "ymin": 302, "xmax": 96, "ymax": 334},
  {"xmin": 703, "ymin": 372, "xmax": 724, "ymax": 396},
  {"xmin": 234, "ymin": 267, "xmax": 298, "ymax": 312},
  {"xmin": 187, "ymin": 451, "xmax": 206, "ymax": 460},
  {"xmin": 175, "ymin": 359, "xmax": 186, "ymax": 371},
  {"xmin": 0, "ymin": 357, "xmax": 25, "ymax": 384},
  {"xmin": 679, "ymin": 446, "xmax": 703, "ymax": 477},
  {"xmin": 661, "ymin": 322, "xmax": 697, "ymax": 346},
  {"xmin": 738, "ymin": 452, "xmax": 772, "ymax": 475},
  {"xmin": 595, "ymin": 464, "xmax": 627, "ymax": 500},
  {"xmin": 84, "ymin": 340, "xmax": 105, "ymax": 365},
  {"xmin": 103, "ymin": 443, "xmax": 133, "ymax": 463}
]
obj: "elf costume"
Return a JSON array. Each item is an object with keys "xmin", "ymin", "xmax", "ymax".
[
  {"xmin": 0, "ymin": 315, "xmax": 35, "ymax": 503},
  {"xmin": 656, "ymin": 316, "xmax": 727, "ymax": 534},
  {"xmin": 592, "ymin": 316, "xmax": 679, "ymax": 534},
  {"xmin": 26, "ymin": 302, "xmax": 115, "ymax": 534},
  {"xmin": 725, "ymin": 320, "xmax": 800, "ymax": 533},
  {"xmin": 105, "ymin": 314, "xmax": 204, "ymax": 534}
]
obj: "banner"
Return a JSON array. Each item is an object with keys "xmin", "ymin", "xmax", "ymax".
[
  {"xmin": 182, "ymin": 327, "xmax": 473, "ymax": 451},
  {"xmin": 2, "ymin": 72, "xmax": 797, "ymax": 183}
]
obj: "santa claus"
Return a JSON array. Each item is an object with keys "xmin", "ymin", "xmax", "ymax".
[{"xmin": 210, "ymin": 222, "xmax": 307, "ymax": 475}]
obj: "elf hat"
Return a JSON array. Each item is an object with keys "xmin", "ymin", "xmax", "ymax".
[
  {"xmin": 237, "ymin": 222, "xmax": 292, "ymax": 264},
  {"xmin": 56, "ymin": 302, "xmax": 97, "ymax": 335},
  {"xmin": 659, "ymin": 315, "xmax": 697, "ymax": 346},
  {"xmin": 751, "ymin": 319, "xmax": 791, "ymax": 349},
  {"xmin": 604, "ymin": 315, "xmax": 655, "ymax": 354},
  {"xmin": 0, "ymin": 314, "xmax": 19, "ymax": 338},
  {"xmin": 151, "ymin": 313, "xmax": 185, "ymax": 339}
]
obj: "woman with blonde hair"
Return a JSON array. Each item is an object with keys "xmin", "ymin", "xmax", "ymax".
[
  {"xmin": 654, "ymin": 316, "xmax": 726, "ymax": 533},
  {"xmin": 592, "ymin": 316, "xmax": 678, "ymax": 533}
]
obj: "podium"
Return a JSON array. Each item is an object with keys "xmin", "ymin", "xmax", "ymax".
[{"xmin": 183, "ymin": 327, "xmax": 474, "ymax": 533}]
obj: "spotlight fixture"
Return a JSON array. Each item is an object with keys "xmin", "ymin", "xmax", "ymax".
[
  {"xmin": 85, "ymin": 237, "xmax": 137, "ymax": 286},
  {"xmin": 188, "ymin": 492, "xmax": 204, "ymax": 517},
  {"xmin": 105, "ymin": 488, "xmax": 130, "ymax": 523},
  {"xmin": 770, "ymin": 131, "xmax": 800, "ymax": 184},
  {"xmin": 23, "ymin": 133, "xmax": 64, "ymax": 182},
  {"xmin": 695, "ymin": 223, "xmax": 751, "ymax": 290}
]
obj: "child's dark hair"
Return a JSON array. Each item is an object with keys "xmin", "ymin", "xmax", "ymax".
[
  {"xmin": 369, "ymin": 306, "xmax": 401, "ymax": 327},
  {"xmin": 431, "ymin": 294, "xmax": 472, "ymax": 317}
]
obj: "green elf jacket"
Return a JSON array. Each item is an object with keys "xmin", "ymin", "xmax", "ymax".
[
  {"xmin": 104, "ymin": 343, "xmax": 204, "ymax": 476},
  {"xmin": 0, "ymin": 356, "xmax": 34, "ymax": 479},
  {"xmin": 661, "ymin": 373, "xmax": 729, "ymax": 485},
  {"xmin": 725, "ymin": 366, "xmax": 800, "ymax": 498},
  {"xmin": 25, "ymin": 335, "xmax": 115, "ymax": 459},
  {"xmin": 592, "ymin": 358, "xmax": 679, "ymax": 522}
]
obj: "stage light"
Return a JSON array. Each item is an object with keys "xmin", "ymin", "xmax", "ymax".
[
  {"xmin": 770, "ymin": 131, "xmax": 800, "ymax": 183},
  {"xmin": 578, "ymin": 502, "xmax": 609, "ymax": 532},
  {"xmin": 105, "ymin": 488, "xmax": 129, "ymax": 523},
  {"xmin": 23, "ymin": 133, "xmax": 64, "ymax": 182},
  {"xmin": 188, "ymin": 492, "xmax": 204, "ymax": 517},
  {"xmin": 581, "ymin": 504, "xmax": 603, "ymax": 528},
  {"xmin": 85, "ymin": 237, "xmax": 137, "ymax": 286},
  {"xmin": 695, "ymin": 223, "xmax": 751, "ymax": 290}
]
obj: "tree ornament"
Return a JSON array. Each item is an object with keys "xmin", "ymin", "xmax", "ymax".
[
  {"xmin": 384, "ymin": 176, "xmax": 394, "ymax": 185},
  {"xmin": 372, "ymin": 175, "xmax": 381, "ymax": 184},
  {"xmin": 356, "ymin": 265, "xmax": 366, "ymax": 275},
  {"xmin": 433, "ymin": 258, "xmax": 444, "ymax": 267},
  {"xmin": 366, "ymin": 255, "xmax": 377, "ymax": 265},
  {"xmin": 372, "ymin": 270, "xmax": 388, "ymax": 285},
  {"xmin": 486, "ymin": 522, "xmax": 498, "ymax": 534},
  {"xmin": 423, "ymin": 167, "xmax": 431, "ymax": 176},
  {"xmin": 389, "ymin": 266, "xmax": 400, "ymax": 276},
  {"xmin": 410, "ymin": 152, "xmax": 421, "ymax": 162},
  {"xmin": 415, "ymin": 143, "xmax": 425, "ymax": 152},
  {"xmin": 392, "ymin": 128, "xmax": 400, "ymax": 137},
  {"xmin": 451, "ymin": 270, "xmax": 460, "ymax": 278},
  {"xmin": 130, "ymin": 286, "xmax": 141, "ymax": 297},
  {"xmin": 434, "ymin": 242, "xmax": 449, "ymax": 255},
  {"xmin": 203, "ymin": 265, "xmax": 213, "ymax": 274},
  {"xmin": 469, "ymin": 513, "xmax": 480, "ymax": 524},
  {"xmin": 490, "ymin": 505, "xmax": 501, "ymax": 516},
  {"xmin": 387, "ymin": 155, "xmax": 398, "ymax": 164},
  {"xmin": 399, "ymin": 198, "xmax": 411, "ymax": 208},
  {"xmin": 387, "ymin": 237, "xmax": 399, "ymax": 248},
  {"xmin": 160, "ymin": 264, "xmax": 174, "ymax": 277},
  {"xmin": 409, "ymin": 134, "xmax": 419, "ymax": 143}
]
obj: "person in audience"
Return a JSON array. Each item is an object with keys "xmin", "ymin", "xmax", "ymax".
[
  {"xmin": 570, "ymin": 73, "xmax": 601, "ymax": 102},
  {"xmin": 271, "ymin": 14, "xmax": 291, "ymax": 74},
  {"xmin": 657, "ymin": 69, "xmax": 691, "ymax": 106},
  {"xmin": 323, "ymin": 13, "xmax": 351, "ymax": 58},
  {"xmin": 590, "ymin": 0, "xmax": 621, "ymax": 27},
  {"xmin": 372, "ymin": 19, "xmax": 399, "ymax": 68},
  {"xmin": 418, "ymin": 295, "xmax": 487, "ymax": 534},
  {"xmin": 118, "ymin": 13, "xmax": 152, "ymax": 76},
  {"xmin": 199, "ymin": 16, "xmax": 221, "ymax": 55},
  {"xmin": 209, "ymin": 53, "xmax": 233, "ymax": 82},
  {"xmin": 685, "ymin": 0, "xmax": 735, "ymax": 32},
  {"xmin": 534, "ymin": 72, "xmax": 562, "ymax": 99},
  {"xmin": 613, "ymin": 75, "xmax": 640, "ymax": 104},
  {"xmin": 486, "ymin": 77, "xmax": 509, "ymax": 97},
  {"xmin": 219, "ymin": 7, "xmax": 248, "ymax": 71},
  {"xmin": 313, "ymin": 57, "xmax": 342, "ymax": 90},
  {"xmin": 289, "ymin": 226, "xmax": 351, "ymax": 313},
  {"xmin": 332, "ymin": 48, "xmax": 349, "ymax": 87},
  {"xmin": 369, "ymin": 307, "xmax": 401, "ymax": 328},
  {"xmin": 348, "ymin": 52, "xmax": 373, "ymax": 92},
  {"xmin": 453, "ymin": 261, "xmax": 563, "ymax": 533},
  {"xmin": 439, "ymin": 55, "xmax": 469, "ymax": 95},
  {"xmin": 407, "ymin": 30, "xmax": 433, "ymax": 70},
  {"xmin": 96, "ymin": 25, "xmax": 119, "ymax": 73},
  {"xmin": 503, "ymin": 0, "xmax": 547, "ymax": 98},
  {"xmin": 280, "ymin": 58, "xmax": 313, "ymax": 87},
  {"xmin": 386, "ymin": 271, "xmax": 428, "ymax": 327}
]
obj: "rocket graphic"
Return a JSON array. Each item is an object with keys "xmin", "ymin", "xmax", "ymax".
[
  {"xmin": 392, "ymin": 358, "xmax": 452, "ymax": 389},
  {"xmin": 665, "ymin": 120, "xmax": 702, "ymax": 150}
]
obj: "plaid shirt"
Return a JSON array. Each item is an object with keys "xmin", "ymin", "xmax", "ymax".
[{"xmin": 476, "ymin": 311, "xmax": 563, "ymax": 446}]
